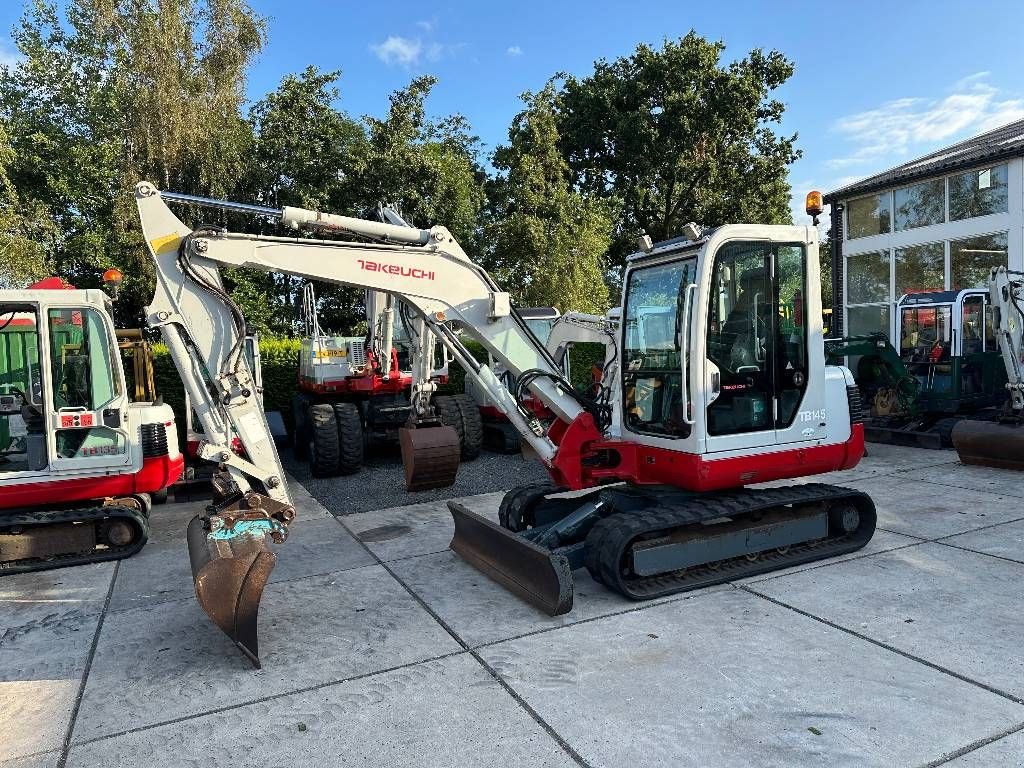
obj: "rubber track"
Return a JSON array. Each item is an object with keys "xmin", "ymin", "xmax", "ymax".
[
  {"xmin": 0, "ymin": 505, "xmax": 149, "ymax": 574},
  {"xmin": 584, "ymin": 483, "xmax": 876, "ymax": 600},
  {"xmin": 498, "ymin": 482, "xmax": 559, "ymax": 531}
]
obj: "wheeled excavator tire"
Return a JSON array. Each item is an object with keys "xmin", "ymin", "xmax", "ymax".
[
  {"xmin": 450, "ymin": 482, "xmax": 876, "ymax": 615},
  {"xmin": 333, "ymin": 402, "xmax": 364, "ymax": 475},
  {"xmin": 435, "ymin": 394, "xmax": 483, "ymax": 461},
  {"xmin": 308, "ymin": 403, "xmax": 340, "ymax": 477},
  {"xmin": 292, "ymin": 394, "xmax": 311, "ymax": 461}
]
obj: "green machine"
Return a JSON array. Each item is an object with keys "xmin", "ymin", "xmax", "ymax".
[{"xmin": 825, "ymin": 289, "xmax": 1007, "ymax": 448}]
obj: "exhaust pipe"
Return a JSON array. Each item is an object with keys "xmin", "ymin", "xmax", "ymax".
[{"xmin": 185, "ymin": 491, "xmax": 294, "ymax": 668}]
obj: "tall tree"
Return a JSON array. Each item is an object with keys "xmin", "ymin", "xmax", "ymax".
[
  {"xmin": 486, "ymin": 85, "xmax": 613, "ymax": 313},
  {"xmin": 0, "ymin": 118, "xmax": 55, "ymax": 288},
  {"xmin": 346, "ymin": 76, "xmax": 486, "ymax": 249},
  {"xmin": 557, "ymin": 33, "xmax": 801, "ymax": 277},
  {"xmin": 0, "ymin": 0, "xmax": 265, "ymax": 322}
]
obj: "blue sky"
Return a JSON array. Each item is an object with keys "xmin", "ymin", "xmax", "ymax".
[{"xmin": 2, "ymin": 1, "xmax": 1023, "ymax": 223}]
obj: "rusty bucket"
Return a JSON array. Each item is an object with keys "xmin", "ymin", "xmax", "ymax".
[
  {"xmin": 186, "ymin": 514, "xmax": 276, "ymax": 668},
  {"xmin": 399, "ymin": 422, "xmax": 460, "ymax": 491},
  {"xmin": 951, "ymin": 419, "xmax": 1024, "ymax": 471}
]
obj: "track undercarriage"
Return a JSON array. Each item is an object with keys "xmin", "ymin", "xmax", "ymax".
[
  {"xmin": 450, "ymin": 482, "xmax": 876, "ymax": 614},
  {"xmin": 0, "ymin": 498, "xmax": 151, "ymax": 574}
]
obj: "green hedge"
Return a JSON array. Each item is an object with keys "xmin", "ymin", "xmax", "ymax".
[{"xmin": 151, "ymin": 337, "xmax": 302, "ymax": 446}]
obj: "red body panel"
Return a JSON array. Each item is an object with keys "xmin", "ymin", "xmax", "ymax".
[
  {"xmin": 0, "ymin": 454, "xmax": 185, "ymax": 511},
  {"xmin": 547, "ymin": 414, "xmax": 865, "ymax": 493}
]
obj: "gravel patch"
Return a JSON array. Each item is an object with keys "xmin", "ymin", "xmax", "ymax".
[{"xmin": 280, "ymin": 444, "xmax": 550, "ymax": 516}]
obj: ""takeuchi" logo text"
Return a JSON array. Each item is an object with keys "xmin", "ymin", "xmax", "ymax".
[{"xmin": 357, "ymin": 259, "xmax": 435, "ymax": 280}]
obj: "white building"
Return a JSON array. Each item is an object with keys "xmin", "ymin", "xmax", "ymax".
[{"xmin": 824, "ymin": 119, "xmax": 1023, "ymax": 340}]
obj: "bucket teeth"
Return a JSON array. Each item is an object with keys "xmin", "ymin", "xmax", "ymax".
[
  {"xmin": 186, "ymin": 514, "xmax": 276, "ymax": 668},
  {"xmin": 448, "ymin": 501, "xmax": 574, "ymax": 616},
  {"xmin": 400, "ymin": 423, "xmax": 460, "ymax": 491}
]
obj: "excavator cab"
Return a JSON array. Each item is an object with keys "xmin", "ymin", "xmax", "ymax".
[{"xmin": 0, "ymin": 289, "xmax": 181, "ymax": 569}]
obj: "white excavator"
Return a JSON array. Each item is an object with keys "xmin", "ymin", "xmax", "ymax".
[
  {"xmin": 951, "ymin": 265, "xmax": 1024, "ymax": 469},
  {"xmin": 134, "ymin": 182, "xmax": 876, "ymax": 667}
]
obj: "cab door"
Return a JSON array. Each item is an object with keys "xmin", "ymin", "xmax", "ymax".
[
  {"xmin": 703, "ymin": 239, "xmax": 821, "ymax": 453},
  {"xmin": 44, "ymin": 304, "xmax": 132, "ymax": 474}
]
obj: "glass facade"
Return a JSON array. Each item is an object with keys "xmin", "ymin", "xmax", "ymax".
[
  {"xmin": 894, "ymin": 242, "xmax": 945, "ymax": 297},
  {"xmin": 949, "ymin": 164, "xmax": 1008, "ymax": 220},
  {"xmin": 894, "ymin": 178, "xmax": 945, "ymax": 231},
  {"xmin": 847, "ymin": 193, "xmax": 892, "ymax": 239},
  {"xmin": 950, "ymin": 232, "xmax": 1009, "ymax": 290},
  {"xmin": 841, "ymin": 158, "xmax": 1018, "ymax": 348}
]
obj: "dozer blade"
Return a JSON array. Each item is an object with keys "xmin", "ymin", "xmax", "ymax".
[
  {"xmin": 448, "ymin": 502, "xmax": 573, "ymax": 616},
  {"xmin": 186, "ymin": 514, "xmax": 276, "ymax": 668},
  {"xmin": 400, "ymin": 424, "xmax": 460, "ymax": 491},
  {"xmin": 951, "ymin": 420, "xmax": 1024, "ymax": 471}
]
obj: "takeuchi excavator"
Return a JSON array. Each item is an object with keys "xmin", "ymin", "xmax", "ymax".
[{"xmin": 134, "ymin": 183, "xmax": 876, "ymax": 667}]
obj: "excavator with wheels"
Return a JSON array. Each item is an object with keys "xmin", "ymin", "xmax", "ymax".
[
  {"xmin": 0, "ymin": 279, "xmax": 183, "ymax": 572},
  {"xmin": 952, "ymin": 266, "xmax": 1024, "ymax": 469},
  {"xmin": 291, "ymin": 279, "xmax": 480, "ymax": 487},
  {"xmin": 134, "ymin": 183, "xmax": 875, "ymax": 667}
]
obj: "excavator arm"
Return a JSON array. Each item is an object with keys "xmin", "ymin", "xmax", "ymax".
[{"xmin": 135, "ymin": 183, "xmax": 604, "ymax": 663}]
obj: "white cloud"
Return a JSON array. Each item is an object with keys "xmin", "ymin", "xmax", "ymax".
[
  {"xmin": 416, "ymin": 19, "xmax": 436, "ymax": 32},
  {"xmin": 371, "ymin": 36, "xmax": 423, "ymax": 67},
  {"xmin": 828, "ymin": 73, "xmax": 1024, "ymax": 170},
  {"xmin": 506, "ymin": 45, "xmax": 523, "ymax": 57}
]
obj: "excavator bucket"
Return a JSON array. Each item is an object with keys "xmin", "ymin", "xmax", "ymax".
[
  {"xmin": 400, "ymin": 422, "xmax": 460, "ymax": 491},
  {"xmin": 951, "ymin": 420, "xmax": 1024, "ymax": 471},
  {"xmin": 448, "ymin": 502, "xmax": 574, "ymax": 615},
  {"xmin": 186, "ymin": 515, "xmax": 276, "ymax": 668}
]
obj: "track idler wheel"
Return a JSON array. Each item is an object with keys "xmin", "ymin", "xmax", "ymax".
[
  {"xmin": 186, "ymin": 505, "xmax": 287, "ymax": 668},
  {"xmin": 399, "ymin": 419, "xmax": 460, "ymax": 491}
]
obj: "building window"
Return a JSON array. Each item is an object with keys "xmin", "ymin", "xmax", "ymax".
[
  {"xmin": 950, "ymin": 232, "xmax": 1009, "ymax": 290},
  {"xmin": 846, "ymin": 250, "xmax": 890, "ymax": 304},
  {"xmin": 847, "ymin": 193, "xmax": 891, "ymax": 239},
  {"xmin": 949, "ymin": 164, "xmax": 1008, "ymax": 221},
  {"xmin": 895, "ymin": 242, "xmax": 944, "ymax": 297},
  {"xmin": 894, "ymin": 178, "xmax": 945, "ymax": 231},
  {"xmin": 847, "ymin": 304, "xmax": 891, "ymax": 340}
]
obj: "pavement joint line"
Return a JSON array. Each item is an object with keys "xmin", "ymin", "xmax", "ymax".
[
  {"xmin": 934, "ymin": 515, "xmax": 1024, "ymax": 541},
  {"xmin": 917, "ymin": 720, "xmax": 1024, "ymax": 767},
  {"xmin": 102, "ymin": 557, "xmax": 379, "ymax": 616},
  {"xmin": 335, "ymin": 509, "xmax": 593, "ymax": 768},
  {"xmin": 67, "ymin": 649, "xmax": 467, "ymax": 751},
  {"xmin": 932, "ymin": 539, "xmax": 1024, "ymax": 567},
  {"xmin": 56, "ymin": 560, "xmax": 119, "ymax": 768},
  {"xmin": 470, "ymin": 586, "xmax": 730, "ymax": 652},
  {"xmin": 894, "ymin": 473, "xmax": 1024, "ymax": 500},
  {"xmin": 741, "ymin": 585, "xmax": 1024, "ymax": 707}
]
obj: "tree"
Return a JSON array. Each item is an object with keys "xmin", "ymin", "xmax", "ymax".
[
  {"xmin": 486, "ymin": 85, "xmax": 613, "ymax": 313},
  {"xmin": 557, "ymin": 33, "xmax": 801, "ymax": 279},
  {"xmin": 0, "ymin": 0, "xmax": 266, "ymax": 323},
  {"xmin": 0, "ymin": 119, "xmax": 55, "ymax": 288},
  {"xmin": 240, "ymin": 66, "xmax": 368, "ymax": 334},
  {"xmin": 346, "ymin": 76, "xmax": 486, "ymax": 249}
]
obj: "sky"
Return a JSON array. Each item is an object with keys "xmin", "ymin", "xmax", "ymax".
[{"xmin": 2, "ymin": 0, "xmax": 1023, "ymax": 225}]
